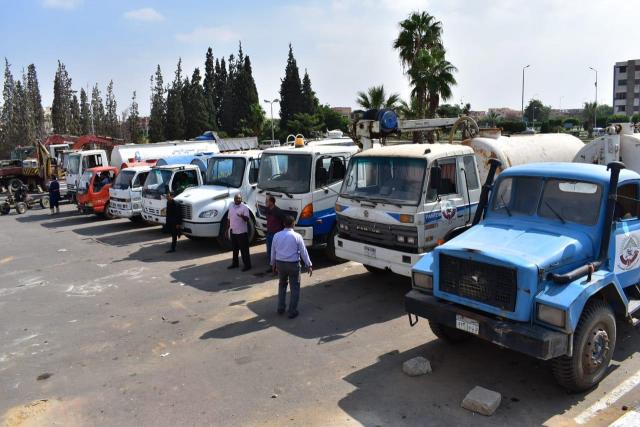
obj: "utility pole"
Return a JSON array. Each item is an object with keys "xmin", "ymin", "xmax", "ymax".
[
  {"xmin": 589, "ymin": 67, "xmax": 598, "ymax": 128},
  {"xmin": 263, "ymin": 99, "xmax": 279, "ymax": 144},
  {"xmin": 521, "ymin": 64, "xmax": 530, "ymax": 122}
]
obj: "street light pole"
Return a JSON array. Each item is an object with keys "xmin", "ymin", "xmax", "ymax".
[
  {"xmin": 263, "ymin": 99, "xmax": 280, "ymax": 144},
  {"xmin": 521, "ymin": 64, "xmax": 530, "ymax": 122},
  {"xmin": 589, "ymin": 67, "xmax": 598, "ymax": 128}
]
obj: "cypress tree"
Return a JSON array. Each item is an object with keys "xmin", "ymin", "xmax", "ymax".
[
  {"xmin": 79, "ymin": 88, "xmax": 91, "ymax": 134},
  {"xmin": 11, "ymin": 80, "xmax": 31, "ymax": 146},
  {"xmin": 185, "ymin": 68, "xmax": 209, "ymax": 139},
  {"xmin": 1, "ymin": 58, "xmax": 15, "ymax": 152},
  {"xmin": 203, "ymin": 47, "xmax": 217, "ymax": 130},
  {"xmin": 232, "ymin": 54, "xmax": 259, "ymax": 135},
  {"xmin": 91, "ymin": 84, "xmax": 105, "ymax": 135},
  {"xmin": 221, "ymin": 54, "xmax": 237, "ymax": 134},
  {"xmin": 52, "ymin": 61, "xmax": 72, "ymax": 134},
  {"xmin": 69, "ymin": 94, "xmax": 81, "ymax": 135},
  {"xmin": 128, "ymin": 91, "xmax": 141, "ymax": 144},
  {"xmin": 214, "ymin": 58, "xmax": 227, "ymax": 129},
  {"xmin": 148, "ymin": 65, "xmax": 166, "ymax": 142},
  {"xmin": 279, "ymin": 44, "xmax": 303, "ymax": 132},
  {"xmin": 165, "ymin": 59, "xmax": 185, "ymax": 140},
  {"xmin": 25, "ymin": 64, "xmax": 45, "ymax": 140},
  {"xmin": 301, "ymin": 69, "xmax": 318, "ymax": 115},
  {"xmin": 105, "ymin": 80, "xmax": 119, "ymax": 138}
]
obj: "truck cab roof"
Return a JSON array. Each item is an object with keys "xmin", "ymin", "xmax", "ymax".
[
  {"xmin": 500, "ymin": 162, "xmax": 640, "ymax": 185},
  {"xmin": 353, "ymin": 143, "xmax": 474, "ymax": 161},
  {"xmin": 264, "ymin": 142, "xmax": 358, "ymax": 156},
  {"xmin": 213, "ymin": 149, "xmax": 263, "ymax": 158},
  {"xmin": 151, "ymin": 164, "xmax": 199, "ymax": 171}
]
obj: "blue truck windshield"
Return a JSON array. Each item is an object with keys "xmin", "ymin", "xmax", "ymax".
[{"xmin": 491, "ymin": 176, "xmax": 602, "ymax": 225}]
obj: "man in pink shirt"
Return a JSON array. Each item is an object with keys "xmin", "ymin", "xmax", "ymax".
[{"xmin": 227, "ymin": 193, "xmax": 252, "ymax": 271}]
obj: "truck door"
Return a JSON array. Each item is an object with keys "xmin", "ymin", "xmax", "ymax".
[
  {"xmin": 613, "ymin": 181, "xmax": 640, "ymax": 288},
  {"xmin": 131, "ymin": 171, "xmax": 149, "ymax": 200},
  {"xmin": 312, "ymin": 155, "xmax": 346, "ymax": 237},
  {"xmin": 244, "ymin": 157, "xmax": 260, "ymax": 211},
  {"xmin": 425, "ymin": 156, "xmax": 467, "ymax": 242},
  {"xmin": 171, "ymin": 169, "xmax": 199, "ymax": 195}
]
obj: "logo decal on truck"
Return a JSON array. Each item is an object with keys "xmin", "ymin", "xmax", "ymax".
[
  {"xmin": 615, "ymin": 232, "xmax": 640, "ymax": 272},
  {"xmin": 441, "ymin": 200, "xmax": 457, "ymax": 222}
]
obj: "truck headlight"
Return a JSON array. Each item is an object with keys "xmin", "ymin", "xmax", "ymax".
[
  {"xmin": 537, "ymin": 304, "xmax": 566, "ymax": 328},
  {"xmin": 132, "ymin": 203, "xmax": 141, "ymax": 209},
  {"xmin": 199, "ymin": 209, "xmax": 218, "ymax": 218},
  {"xmin": 339, "ymin": 223, "xmax": 349, "ymax": 231},
  {"xmin": 397, "ymin": 235, "xmax": 406, "ymax": 243},
  {"xmin": 407, "ymin": 236, "xmax": 416, "ymax": 244},
  {"xmin": 412, "ymin": 272, "xmax": 433, "ymax": 293}
]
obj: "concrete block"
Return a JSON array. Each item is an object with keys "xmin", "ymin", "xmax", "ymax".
[{"xmin": 461, "ymin": 386, "xmax": 501, "ymax": 416}]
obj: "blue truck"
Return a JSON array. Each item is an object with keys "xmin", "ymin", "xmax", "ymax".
[{"xmin": 406, "ymin": 160, "xmax": 640, "ymax": 391}]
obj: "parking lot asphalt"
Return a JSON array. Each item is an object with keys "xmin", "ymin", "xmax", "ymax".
[{"xmin": 2, "ymin": 204, "xmax": 640, "ymax": 426}]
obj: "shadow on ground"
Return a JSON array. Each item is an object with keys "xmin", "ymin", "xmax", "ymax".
[
  {"xmin": 199, "ymin": 270, "xmax": 411, "ymax": 342},
  {"xmin": 337, "ymin": 322, "xmax": 640, "ymax": 427}
]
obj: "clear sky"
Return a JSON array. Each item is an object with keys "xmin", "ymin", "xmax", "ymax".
[{"xmin": 1, "ymin": 0, "xmax": 639, "ymax": 116}]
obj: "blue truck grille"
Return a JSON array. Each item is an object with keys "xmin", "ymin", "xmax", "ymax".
[{"xmin": 439, "ymin": 254, "xmax": 517, "ymax": 312}]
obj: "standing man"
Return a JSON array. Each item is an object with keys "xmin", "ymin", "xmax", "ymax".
[
  {"xmin": 228, "ymin": 193, "xmax": 252, "ymax": 271},
  {"xmin": 48, "ymin": 176, "xmax": 60, "ymax": 214},
  {"xmin": 166, "ymin": 192, "xmax": 181, "ymax": 253},
  {"xmin": 264, "ymin": 196, "xmax": 284, "ymax": 272},
  {"xmin": 271, "ymin": 216, "xmax": 312, "ymax": 319}
]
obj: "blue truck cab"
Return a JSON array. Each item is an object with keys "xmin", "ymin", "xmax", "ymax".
[{"xmin": 406, "ymin": 161, "xmax": 640, "ymax": 391}]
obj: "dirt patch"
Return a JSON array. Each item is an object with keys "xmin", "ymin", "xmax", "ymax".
[{"xmin": 3, "ymin": 400, "xmax": 50, "ymax": 427}]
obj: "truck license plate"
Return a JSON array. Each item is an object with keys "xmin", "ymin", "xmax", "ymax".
[
  {"xmin": 364, "ymin": 246, "xmax": 376, "ymax": 258},
  {"xmin": 456, "ymin": 315, "xmax": 479, "ymax": 335}
]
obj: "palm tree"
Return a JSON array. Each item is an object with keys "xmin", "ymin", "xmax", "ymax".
[
  {"xmin": 407, "ymin": 48, "xmax": 457, "ymax": 118},
  {"xmin": 356, "ymin": 85, "xmax": 400, "ymax": 110},
  {"xmin": 393, "ymin": 11, "xmax": 443, "ymax": 71},
  {"xmin": 583, "ymin": 101, "xmax": 597, "ymax": 138},
  {"xmin": 486, "ymin": 111, "xmax": 501, "ymax": 127}
]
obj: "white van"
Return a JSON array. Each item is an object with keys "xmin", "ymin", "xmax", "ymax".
[
  {"xmin": 108, "ymin": 166, "xmax": 152, "ymax": 220},
  {"xmin": 141, "ymin": 164, "xmax": 202, "ymax": 225}
]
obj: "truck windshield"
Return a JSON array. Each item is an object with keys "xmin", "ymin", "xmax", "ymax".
[
  {"xmin": 113, "ymin": 170, "xmax": 136, "ymax": 190},
  {"xmin": 258, "ymin": 153, "xmax": 312, "ymax": 194},
  {"xmin": 491, "ymin": 176, "xmax": 603, "ymax": 226},
  {"xmin": 144, "ymin": 169, "xmax": 173, "ymax": 195},
  {"xmin": 207, "ymin": 157, "xmax": 246, "ymax": 188},
  {"xmin": 78, "ymin": 170, "xmax": 94, "ymax": 194},
  {"xmin": 341, "ymin": 156, "xmax": 427, "ymax": 206},
  {"xmin": 67, "ymin": 155, "xmax": 81, "ymax": 174}
]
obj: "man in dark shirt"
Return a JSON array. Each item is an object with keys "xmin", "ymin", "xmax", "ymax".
[
  {"xmin": 48, "ymin": 175, "xmax": 60, "ymax": 214},
  {"xmin": 265, "ymin": 196, "xmax": 284, "ymax": 272},
  {"xmin": 166, "ymin": 192, "xmax": 182, "ymax": 253}
]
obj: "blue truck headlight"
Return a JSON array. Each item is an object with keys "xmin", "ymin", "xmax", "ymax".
[
  {"xmin": 397, "ymin": 235, "xmax": 406, "ymax": 243},
  {"xmin": 537, "ymin": 304, "xmax": 566, "ymax": 328},
  {"xmin": 199, "ymin": 209, "xmax": 218, "ymax": 218},
  {"xmin": 412, "ymin": 272, "xmax": 433, "ymax": 293}
]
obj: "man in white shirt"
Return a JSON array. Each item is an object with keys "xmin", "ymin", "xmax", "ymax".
[
  {"xmin": 271, "ymin": 215, "xmax": 312, "ymax": 318},
  {"xmin": 227, "ymin": 194, "xmax": 252, "ymax": 271}
]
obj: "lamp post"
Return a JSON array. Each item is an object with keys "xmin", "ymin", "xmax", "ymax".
[
  {"xmin": 589, "ymin": 67, "xmax": 598, "ymax": 128},
  {"xmin": 263, "ymin": 99, "xmax": 280, "ymax": 144},
  {"xmin": 521, "ymin": 64, "xmax": 530, "ymax": 122}
]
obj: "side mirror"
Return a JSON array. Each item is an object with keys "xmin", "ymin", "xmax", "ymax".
[{"xmin": 429, "ymin": 166, "xmax": 442, "ymax": 191}]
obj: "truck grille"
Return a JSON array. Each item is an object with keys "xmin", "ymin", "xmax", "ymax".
[
  {"xmin": 336, "ymin": 214, "xmax": 419, "ymax": 252},
  {"xmin": 257, "ymin": 204, "xmax": 298, "ymax": 220},
  {"xmin": 144, "ymin": 206, "xmax": 161, "ymax": 215},
  {"xmin": 439, "ymin": 254, "xmax": 517, "ymax": 311},
  {"xmin": 180, "ymin": 203, "xmax": 192, "ymax": 220}
]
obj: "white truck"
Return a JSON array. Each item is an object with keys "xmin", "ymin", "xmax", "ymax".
[
  {"xmin": 109, "ymin": 140, "xmax": 219, "ymax": 169},
  {"xmin": 175, "ymin": 150, "xmax": 262, "ymax": 246},
  {"xmin": 334, "ymin": 112, "xmax": 584, "ymax": 276},
  {"xmin": 65, "ymin": 150, "xmax": 109, "ymax": 199},
  {"xmin": 574, "ymin": 123, "xmax": 640, "ymax": 171},
  {"xmin": 141, "ymin": 162, "xmax": 202, "ymax": 225},
  {"xmin": 108, "ymin": 165, "xmax": 152, "ymax": 220},
  {"xmin": 255, "ymin": 138, "xmax": 359, "ymax": 258}
]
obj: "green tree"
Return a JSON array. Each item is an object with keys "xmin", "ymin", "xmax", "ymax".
[
  {"xmin": 232, "ymin": 51, "xmax": 259, "ymax": 135},
  {"xmin": 221, "ymin": 54, "xmax": 237, "ymax": 134},
  {"xmin": 104, "ymin": 80, "xmax": 119, "ymax": 138},
  {"xmin": 524, "ymin": 99, "xmax": 550, "ymax": 126},
  {"xmin": 127, "ymin": 91, "xmax": 141, "ymax": 144},
  {"xmin": 165, "ymin": 59, "xmax": 185, "ymax": 140},
  {"xmin": 11, "ymin": 80, "xmax": 31, "ymax": 146},
  {"xmin": 279, "ymin": 44, "xmax": 303, "ymax": 132},
  {"xmin": 0, "ymin": 58, "xmax": 16, "ymax": 153},
  {"xmin": 91, "ymin": 84, "xmax": 105, "ymax": 135},
  {"xmin": 316, "ymin": 105, "xmax": 348, "ymax": 132},
  {"xmin": 436, "ymin": 103, "xmax": 461, "ymax": 117},
  {"xmin": 607, "ymin": 114, "xmax": 629, "ymax": 125},
  {"xmin": 632, "ymin": 113, "xmax": 640, "ymax": 123},
  {"xmin": 398, "ymin": 96, "xmax": 421, "ymax": 119},
  {"xmin": 287, "ymin": 112, "xmax": 322, "ymax": 138},
  {"xmin": 25, "ymin": 64, "xmax": 44, "ymax": 140},
  {"xmin": 486, "ymin": 110, "xmax": 501, "ymax": 127},
  {"xmin": 51, "ymin": 60, "xmax": 73, "ymax": 134},
  {"xmin": 301, "ymin": 69, "xmax": 318, "ymax": 115},
  {"xmin": 356, "ymin": 85, "xmax": 400, "ymax": 110},
  {"xmin": 582, "ymin": 101, "xmax": 597, "ymax": 138},
  {"xmin": 148, "ymin": 65, "xmax": 166, "ymax": 142},
  {"xmin": 184, "ymin": 68, "xmax": 209, "ymax": 138},
  {"xmin": 203, "ymin": 47, "xmax": 217, "ymax": 131},
  {"xmin": 409, "ymin": 47, "xmax": 457, "ymax": 118},
  {"xmin": 79, "ymin": 88, "xmax": 91, "ymax": 134},
  {"xmin": 239, "ymin": 103, "xmax": 266, "ymax": 137},
  {"xmin": 214, "ymin": 58, "xmax": 227, "ymax": 129},
  {"xmin": 69, "ymin": 94, "xmax": 81, "ymax": 135}
]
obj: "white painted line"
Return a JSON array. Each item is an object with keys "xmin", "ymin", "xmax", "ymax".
[
  {"xmin": 609, "ymin": 408, "xmax": 640, "ymax": 427},
  {"xmin": 575, "ymin": 370, "xmax": 640, "ymax": 424}
]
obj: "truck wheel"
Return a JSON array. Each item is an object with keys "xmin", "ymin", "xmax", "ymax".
[
  {"xmin": 102, "ymin": 202, "xmax": 114, "ymax": 220},
  {"xmin": 552, "ymin": 300, "xmax": 615, "ymax": 392},
  {"xmin": 324, "ymin": 226, "xmax": 343, "ymax": 262},
  {"xmin": 8, "ymin": 178, "xmax": 24, "ymax": 194},
  {"xmin": 429, "ymin": 320, "xmax": 470, "ymax": 343},
  {"xmin": 0, "ymin": 203, "xmax": 10, "ymax": 215},
  {"xmin": 15, "ymin": 202, "xmax": 27, "ymax": 214},
  {"xmin": 39, "ymin": 196, "xmax": 50, "ymax": 209}
]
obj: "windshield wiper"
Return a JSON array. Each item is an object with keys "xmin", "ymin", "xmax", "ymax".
[
  {"xmin": 367, "ymin": 197, "xmax": 403, "ymax": 208},
  {"xmin": 500, "ymin": 194, "xmax": 512, "ymax": 217},
  {"xmin": 544, "ymin": 200, "xmax": 566, "ymax": 224}
]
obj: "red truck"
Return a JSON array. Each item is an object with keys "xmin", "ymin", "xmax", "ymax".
[{"xmin": 76, "ymin": 166, "xmax": 119, "ymax": 218}]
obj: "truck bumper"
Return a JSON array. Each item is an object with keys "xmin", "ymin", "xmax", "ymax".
[
  {"xmin": 109, "ymin": 207, "xmax": 136, "ymax": 219},
  {"xmin": 334, "ymin": 236, "xmax": 420, "ymax": 277},
  {"xmin": 182, "ymin": 220, "xmax": 220, "ymax": 237},
  {"xmin": 405, "ymin": 290, "xmax": 570, "ymax": 360},
  {"xmin": 142, "ymin": 213, "xmax": 166, "ymax": 224}
]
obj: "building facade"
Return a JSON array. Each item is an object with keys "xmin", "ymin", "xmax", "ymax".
[{"xmin": 613, "ymin": 59, "xmax": 640, "ymax": 115}]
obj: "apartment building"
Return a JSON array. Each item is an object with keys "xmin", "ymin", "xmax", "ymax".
[{"xmin": 613, "ymin": 59, "xmax": 640, "ymax": 115}]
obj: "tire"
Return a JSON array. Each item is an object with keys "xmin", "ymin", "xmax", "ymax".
[
  {"xmin": 429, "ymin": 320, "xmax": 470, "ymax": 343},
  {"xmin": 8, "ymin": 178, "xmax": 24, "ymax": 194},
  {"xmin": 185, "ymin": 234, "xmax": 204, "ymax": 241},
  {"xmin": 129, "ymin": 216, "xmax": 143, "ymax": 223},
  {"xmin": 15, "ymin": 202, "xmax": 27, "ymax": 215},
  {"xmin": 102, "ymin": 202, "xmax": 114, "ymax": 220},
  {"xmin": 39, "ymin": 196, "xmax": 50, "ymax": 209},
  {"xmin": 324, "ymin": 225, "xmax": 343, "ymax": 262},
  {"xmin": 552, "ymin": 300, "xmax": 616, "ymax": 392},
  {"xmin": 364, "ymin": 265, "xmax": 389, "ymax": 275},
  {"xmin": 0, "ymin": 203, "xmax": 10, "ymax": 215}
]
